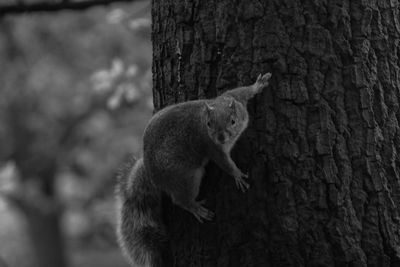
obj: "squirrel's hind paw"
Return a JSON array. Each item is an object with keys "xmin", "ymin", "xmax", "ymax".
[{"xmin": 190, "ymin": 200, "xmax": 214, "ymax": 223}]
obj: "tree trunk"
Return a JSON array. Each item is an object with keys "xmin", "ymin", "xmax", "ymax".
[
  {"xmin": 16, "ymin": 170, "xmax": 68, "ymax": 267},
  {"xmin": 151, "ymin": 0, "xmax": 400, "ymax": 266},
  {"xmin": 25, "ymin": 204, "xmax": 67, "ymax": 267},
  {"xmin": 0, "ymin": 257, "xmax": 8, "ymax": 267}
]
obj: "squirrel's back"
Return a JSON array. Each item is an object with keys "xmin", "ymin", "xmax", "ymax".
[
  {"xmin": 143, "ymin": 100, "xmax": 208, "ymax": 150},
  {"xmin": 143, "ymin": 100, "xmax": 210, "ymax": 174}
]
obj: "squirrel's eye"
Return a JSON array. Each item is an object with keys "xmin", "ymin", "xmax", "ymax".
[
  {"xmin": 231, "ymin": 119, "xmax": 236, "ymax": 125},
  {"xmin": 207, "ymin": 121, "xmax": 211, "ymax": 127}
]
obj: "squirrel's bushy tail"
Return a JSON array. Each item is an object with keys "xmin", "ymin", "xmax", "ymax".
[{"xmin": 116, "ymin": 156, "xmax": 166, "ymax": 267}]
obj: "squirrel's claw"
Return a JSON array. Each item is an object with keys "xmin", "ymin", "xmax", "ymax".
[
  {"xmin": 190, "ymin": 200, "xmax": 214, "ymax": 223},
  {"xmin": 254, "ymin": 72, "xmax": 272, "ymax": 92},
  {"xmin": 193, "ymin": 213, "xmax": 204, "ymax": 223},
  {"xmin": 234, "ymin": 172, "xmax": 250, "ymax": 193}
]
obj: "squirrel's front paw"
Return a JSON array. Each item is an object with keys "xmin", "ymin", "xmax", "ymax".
[
  {"xmin": 233, "ymin": 170, "xmax": 250, "ymax": 193},
  {"xmin": 255, "ymin": 72, "xmax": 272, "ymax": 92}
]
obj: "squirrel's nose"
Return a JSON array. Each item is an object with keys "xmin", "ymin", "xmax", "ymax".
[{"xmin": 217, "ymin": 133, "xmax": 226, "ymax": 143}]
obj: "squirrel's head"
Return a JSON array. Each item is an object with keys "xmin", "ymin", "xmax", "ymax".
[{"xmin": 204, "ymin": 98, "xmax": 247, "ymax": 146}]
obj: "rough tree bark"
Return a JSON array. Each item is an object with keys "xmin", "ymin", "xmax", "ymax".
[{"xmin": 151, "ymin": 0, "xmax": 400, "ymax": 266}]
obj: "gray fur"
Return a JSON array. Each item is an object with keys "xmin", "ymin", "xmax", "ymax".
[
  {"xmin": 116, "ymin": 73, "xmax": 272, "ymax": 266},
  {"xmin": 116, "ymin": 158, "xmax": 165, "ymax": 267}
]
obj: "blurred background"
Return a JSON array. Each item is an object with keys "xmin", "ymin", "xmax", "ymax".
[{"xmin": 0, "ymin": 1, "xmax": 152, "ymax": 266}]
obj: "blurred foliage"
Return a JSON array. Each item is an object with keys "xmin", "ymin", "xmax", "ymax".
[{"xmin": 0, "ymin": 1, "xmax": 152, "ymax": 267}]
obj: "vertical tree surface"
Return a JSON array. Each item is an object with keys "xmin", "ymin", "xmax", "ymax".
[{"xmin": 151, "ymin": 0, "xmax": 400, "ymax": 266}]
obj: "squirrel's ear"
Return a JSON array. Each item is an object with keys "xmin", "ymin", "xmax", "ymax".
[
  {"xmin": 229, "ymin": 98, "xmax": 235, "ymax": 110},
  {"xmin": 205, "ymin": 102, "xmax": 214, "ymax": 112}
]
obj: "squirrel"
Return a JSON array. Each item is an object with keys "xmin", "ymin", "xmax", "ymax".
[{"xmin": 116, "ymin": 73, "xmax": 272, "ymax": 267}]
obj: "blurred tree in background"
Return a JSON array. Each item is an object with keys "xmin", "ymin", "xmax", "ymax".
[{"xmin": 0, "ymin": 1, "xmax": 151, "ymax": 267}]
